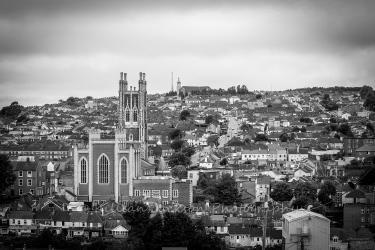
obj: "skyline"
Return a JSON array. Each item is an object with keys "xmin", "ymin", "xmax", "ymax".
[{"xmin": 1, "ymin": 0, "xmax": 375, "ymax": 107}]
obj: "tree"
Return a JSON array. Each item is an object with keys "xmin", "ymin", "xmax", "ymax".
[
  {"xmin": 279, "ymin": 133, "xmax": 289, "ymax": 142},
  {"xmin": 197, "ymin": 173, "xmax": 212, "ymax": 190},
  {"xmin": 0, "ymin": 154, "xmax": 16, "ymax": 194},
  {"xmin": 300, "ymin": 117, "xmax": 313, "ymax": 123},
  {"xmin": 240, "ymin": 123, "xmax": 251, "ymax": 132},
  {"xmin": 123, "ymin": 201, "xmax": 151, "ymax": 239},
  {"xmin": 359, "ymin": 85, "xmax": 373, "ymax": 99},
  {"xmin": 171, "ymin": 165, "xmax": 187, "ymax": 179},
  {"xmin": 144, "ymin": 213, "xmax": 163, "ymax": 250},
  {"xmin": 270, "ymin": 182, "xmax": 294, "ymax": 202},
  {"xmin": 16, "ymin": 115, "xmax": 29, "ymax": 123},
  {"xmin": 366, "ymin": 122, "xmax": 374, "ymax": 133},
  {"xmin": 168, "ymin": 152, "xmax": 191, "ymax": 168},
  {"xmin": 318, "ymin": 180, "xmax": 336, "ymax": 205},
  {"xmin": 256, "ymin": 94, "xmax": 262, "ymax": 99},
  {"xmin": 162, "ymin": 211, "xmax": 196, "ymax": 247},
  {"xmin": 0, "ymin": 101, "xmax": 23, "ymax": 119},
  {"xmin": 181, "ymin": 146, "xmax": 195, "ymax": 157},
  {"xmin": 300, "ymin": 127, "xmax": 307, "ymax": 132},
  {"xmin": 293, "ymin": 182, "xmax": 317, "ymax": 200},
  {"xmin": 255, "ymin": 133, "xmax": 269, "ymax": 142},
  {"xmin": 205, "ymin": 115, "xmax": 214, "ymax": 125},
  {"xmin": 329, "ymin": 118, "xmax": 337, "ymax": 123},
  {"xmin": 205, "ymin": 173, "xmax": 241, "ymax": 205},
  {"xmin": 220, "ymin": 158, "xmax": 228, "ymax": 166},
  {"xmin": 320, "ymin": 154, "xmax": 331, "ymax": 162},
  {"xmin": 170, "ymin": 139, "xmax": 185, "ymax": 151},
  {"xmin": 169, "ymin": 129, "xmax": 184, "ymax": 140},
  {"xmin": 206, "ymin": 135, "xmax": 220, "ymax": 147},
  {"xmin": 292, "ymin": 196, "xmax": 311, "ymax": 209},
  {"xmin": 180, "ymin": 110, "xmax": 190, "ymax": 121},
  {"xmin": 337, "ymin": 123, "xmax": 353, "ymax": 137}
]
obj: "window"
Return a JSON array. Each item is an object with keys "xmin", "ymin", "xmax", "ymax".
[
  {"xmin": 162, "ymin": 190, "xmax": 168, "ymax": 198},
  {"xmin": 27, "ymin": 179, "xmax": 32, "ymax": 186},
  {"xmin": 162, "ymin": 201, "xmax": 168, "ymax": 206},
  {"xmin": 126, "ymin": 109, "xmax": 130, "ymax": 122},
  {"xmin": 189, "ymin": 173, "xmax": 193, "ymax": 179},
  {"xmin": 120, "ymin": 158, "xmax": 127, "ymax": 184},
  {"xmin": 30, "ymin": 189, "xmax": 34, "ymax": 195},
  {"xmin": 98, "ymin": 154, "xmax": 109, "ymax": 184},
  {"xmin": 133, "ymin": 110, "xmax": 138, "ymax": 122},
  {"xmin": 333, "ymin": 237, "xmax": 338, "ymax": 243},
  {"xmin": 12, "ymin": 219, "xmax": 15, "ymax": 224},
  {"xmin": 18, "ymin": 220, "xmax": 20, "ymax": 225},
  {"xmin": 19, "ymin": 179, "xmax": 23, "ymax": 186},
  {"xmin": 19, "ymin": 171, "xmax": 23, "ymax": 177},
  {"xmin": 27, "ymin": 171, "xmax": 32, "ymax": 177},
  {"xmin": 82, "ymin": 222, "xmax": 85, "ymax": 227},
  {"xmin": 367, "ymin": 207, "xmax": 370, "ymax": 214},
  {"xmin": 172, "ymin": 190, "xmax": 179, "ymax": 198},
  {"xmin": 152, "ymin": 190, "xmax": 160, "ymax": 198},
  {"xmin": 24, "ymin": 220, "xmax": 27, "ymax": 225},
  {"xmin": 361, "ymin": 207, "xmax": 365, "ymax": 214},
  {"xmin": 134, "ymin": 190, "xmax": 141, "ymax": 196},
  {"xmin": 361, "ymin": 217, "xmax": 365, "ymax": 222},
  {"xmin": 237, "ymin": 236, "xmax": 239, "ymax": 240},
  {"xmin": 80, "ymin": 158, "xmax": 87, "ymax": 184},
  {"xmin": 143, "ymin": 190, "xmax": 151, "ymax": 198},
  {"xmin": 62, "ymin": 221, "xmax": 65, "ymax": 226}
]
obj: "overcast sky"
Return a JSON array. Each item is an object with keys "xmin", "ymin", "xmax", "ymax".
[{"xmin": 1, "ymin": 0, "xmax": 375, "ymax": 107}]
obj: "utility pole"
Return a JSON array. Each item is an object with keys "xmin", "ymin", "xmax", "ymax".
[{"xmin": 262, "ymin": 201, "xmax": 268, "ymax": 250}]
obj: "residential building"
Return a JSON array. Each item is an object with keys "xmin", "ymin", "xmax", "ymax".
[
  {"xmin": 11, "ymin": 156, "xmax": 46, "ymax": 197},
  {"xmin": 282, "ymin": 209, "xmax": 330, "ymax": 250}
]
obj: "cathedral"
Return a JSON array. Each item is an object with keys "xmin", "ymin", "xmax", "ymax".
[{"xmin": 73, "ymin": 73, "xmax": 192, "ymax": 206}]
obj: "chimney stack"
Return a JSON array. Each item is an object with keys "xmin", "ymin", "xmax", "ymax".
[
  {"xmin": 120, "ymin": 72, "xmax": 123, "ymax": 80},
  {"xmin": 143, "ymin": 73, "xmax": 146, "ymax": 81},
  {"xmin": 139, "ymin": 72, "xmax": 143, "ymax": 80}
]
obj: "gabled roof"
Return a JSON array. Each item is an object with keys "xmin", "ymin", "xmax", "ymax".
[
  {"xmin": 87, "ymin": 211, "xmax": 103, "ymax": 223},
  {"xmin": 345, "ymin": 189, "xmax": 366, "ymax": 199}
]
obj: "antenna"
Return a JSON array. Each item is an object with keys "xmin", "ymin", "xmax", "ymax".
[{"xmin": 171, "ymin": 72, "xmax": 174, "ymax": 92}]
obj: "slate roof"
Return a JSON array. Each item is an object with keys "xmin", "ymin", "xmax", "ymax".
[
  {"xmin": 9, "ymin": 211, "xmax": 34, "ymax": 219},
  {"xmin": 228, "ymin": 225, "xmax": 251, "ymax": 235},
  {"xmin": 69, "ymin": 211, "xmax": 88, "ymax": 222},
  {"xmin": 345, "ymin": 189, "xmax": 366, "ymax": 199}
]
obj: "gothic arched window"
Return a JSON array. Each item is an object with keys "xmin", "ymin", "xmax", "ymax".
[
  {"xmin": 98, "ymin": 154, "xmax": 109, "ymax": 184},
  {"xmin": 133, "ymin": 110, "xmax": 138, "ymax": 122},
  {"xmin": 125, "ymin": 109, "xmax": 130, "ymax": 122},
  {"xmin": 120, "ymin": 158, "xmax": 127, "ymax": 184},
  {"xmin": 80, "ymin": 157, "xmax": 87, "ymax": 184}
]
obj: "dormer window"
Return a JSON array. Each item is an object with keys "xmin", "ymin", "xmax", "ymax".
[{"xmin": 333, "ymin": 237, "xmax": 338, "ymax": 243}]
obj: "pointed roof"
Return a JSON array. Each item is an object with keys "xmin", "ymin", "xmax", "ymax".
[{"xmin": 345, "ymin": 189, "xmax": 366, "ymax": 199}]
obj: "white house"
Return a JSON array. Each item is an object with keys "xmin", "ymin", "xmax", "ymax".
[
  {"xmin": 199, "ymin": 157, "xmax": 214, "ymax": 168},
  {"xmin": 282, "ymin": 209, "xmax": 330, "ymax": 250}
]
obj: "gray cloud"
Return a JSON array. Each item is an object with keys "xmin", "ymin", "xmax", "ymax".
[{"xmin": 0, "ymin": 0, "xmax": 374, "ymax": 107}]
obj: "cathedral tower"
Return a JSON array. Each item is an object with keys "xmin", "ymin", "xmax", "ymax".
[{"xmin": 118, "ymin": 72, "xmax": 148, "ymax": 159}]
